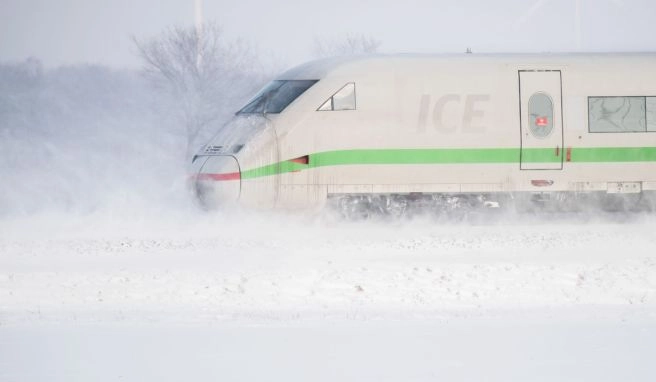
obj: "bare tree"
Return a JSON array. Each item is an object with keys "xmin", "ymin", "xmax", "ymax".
[
  {"xmin": 313, "ymin": 34, "xmax": 382, "ymax": 58},
  {"xmin": 133, "ymin": 23, "xmax": 263, "ymax": 158}
]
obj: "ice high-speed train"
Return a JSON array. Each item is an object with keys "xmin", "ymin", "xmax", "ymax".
[{"xmin": 190, "ymin": 53, "xmax": 656, "ymax": 214}]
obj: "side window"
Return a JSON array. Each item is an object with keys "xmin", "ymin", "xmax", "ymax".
[
  {"xmin": 588, "ymin": 96, "xmax": 647, "ymax": 133},
  {"xmin": 647, "ymin": 97, "xmax": 656, "ymax": 132},
  {"xmin": 528, "ymin": 92, "xmax": 554, "ymax": 138},
  {"xmin": 318, "ymin": 83, "xmax": 356, "ymax": 111}
]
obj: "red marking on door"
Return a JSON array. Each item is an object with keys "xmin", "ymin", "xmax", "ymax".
[
  {"xmin": 536, "ymin": 117, "xmax": 548, "ymax": 126},
  {"xmin": 566, "ymin": 147, "xmax": 572, "ymax": 162}
]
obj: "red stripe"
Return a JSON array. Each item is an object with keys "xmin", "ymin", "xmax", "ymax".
[
  {"xmin": 195, "ymin": 172, "xmax": 240, "ymax": 181},
  {"xmin": 289, "ymin": 155, "xmax": 309, "ymax": 165}
]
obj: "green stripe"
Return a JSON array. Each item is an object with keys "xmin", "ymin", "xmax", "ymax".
[
  {"xmin": 241, "ymin": 161, "xmax": 306, "ymax": 179},
  {"xmin": 240, "ymin": 147, "xmax": 656, "ymax": 180},
  {"xmin": 312, "ymin": 148, "xmax": 520, "ymax": 165},
  {"xmin": 571, "ymin": 147, "xmax": 656, "ymax": 162},
  {"xmin": 520, "ymin": 149, "xmax": 563, "ymax": 163}
]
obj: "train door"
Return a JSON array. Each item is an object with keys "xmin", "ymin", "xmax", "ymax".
[{"xmin": 519, "ymin": 70, "xmax": 564, "ymax": 170}]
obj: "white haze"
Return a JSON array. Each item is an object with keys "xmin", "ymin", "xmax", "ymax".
[
  {"xmin": 0, "ymin": 59, "xmax": 264, "ymax": 217},
  {"xmin": 2, "ymin": 1, "xmax": 656, "ymax": 381},
  {"xmin": 2, "ymin": 211, "xmax": 656, "ymax": 381},
  {"xmin": 2, "ymin": 0, "xmax": 656, "ymax": 68}
]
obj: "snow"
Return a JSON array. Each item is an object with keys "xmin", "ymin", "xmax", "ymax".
[
  {"xmin": 2, "ymin": 319, "xmax": 656, "ymax": 382},
  {"xmin": 4, "ymin": 25, "xmax": 656, "ymax": 382},
  {"xmin": 1, "ymin": 211, "xmax": 656, "ymax": 381}
]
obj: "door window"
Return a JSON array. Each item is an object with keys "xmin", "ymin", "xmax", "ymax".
[{"xmin": 528, "ymin": 92, "xmax": 554, "ymax": 138}]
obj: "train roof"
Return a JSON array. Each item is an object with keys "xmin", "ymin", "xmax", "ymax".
[{"xmin": 277, "ymin": 52, "xmax": 656, "ymax": 80}]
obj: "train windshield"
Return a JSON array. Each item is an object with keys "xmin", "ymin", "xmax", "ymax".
[{"xmin": 237, "ymin": 80, "xmax": 318, "ymax": 114}]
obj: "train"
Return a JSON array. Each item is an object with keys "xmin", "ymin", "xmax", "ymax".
[{"xmin": 189, "ymin": 53, "xmax": 656, "ymax": 215}]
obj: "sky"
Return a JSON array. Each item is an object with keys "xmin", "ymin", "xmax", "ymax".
[{"xmin": 1, "ymin": 0, "xmax": 656, "ymax": 69}]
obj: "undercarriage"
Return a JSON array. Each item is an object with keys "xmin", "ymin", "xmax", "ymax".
[{"xmin": 326, "ymin": 191, "xmax": 656, "ymax": 219}]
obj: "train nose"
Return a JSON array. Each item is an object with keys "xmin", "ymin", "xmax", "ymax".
[{"xmin": 193, "ymin": 155, "xmax": 241, "ymax": 209}]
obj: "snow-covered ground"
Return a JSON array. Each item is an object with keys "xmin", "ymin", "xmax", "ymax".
[
  {"xmin": 1, "ymin": 211, "xmax": 656, "ymax": 381},
  {"xmin": 2, "ymin": 211, "xmax": 656, "ymax": 324}
]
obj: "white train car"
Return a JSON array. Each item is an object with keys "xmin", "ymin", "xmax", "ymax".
[{"xmin": 190, "ymin": 53, "xmax": 656, "ymax": 213}]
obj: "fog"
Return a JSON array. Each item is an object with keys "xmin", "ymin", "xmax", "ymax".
[
  {"xmin": 3, "ymin": 0, "xmax": 656, "ymax": 68},
  {"xmin": 0, "ymin": 52, "xmax": 266, "ymax": 217},
  {"xmin": 2, "ymin": 1, "xmax": 656, "ymax": 381},
  {"xmin": 2, "ymin": 0, "xmax": 656, "ymax": 218}
]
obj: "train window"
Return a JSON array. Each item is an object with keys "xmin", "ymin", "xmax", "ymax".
[
  {"xmin": 588, "ymin": 96, "xmax": 646, "ymax": 133},
  {"xmin": 317, "ymin": 98, "xmax": 332, "ymax": 111},
  {"xmin": 647, "ymin": 97, "xmax": 656, "ymax": 132},
  {"xmin": 528, "ymin": 92, "xmax": 554, "ymax": 138},
  {"xmin": 317, "ymin": 83, "xmax": 356, "ymax": 111},
  {"xmin": 237, "ymin": 80, "xmax": 318, "ymax": 114}
]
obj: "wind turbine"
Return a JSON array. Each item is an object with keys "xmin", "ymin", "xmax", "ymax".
[{"xmin": 513, "ymin": 0, "xmax": 624, "ymax": 51}]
